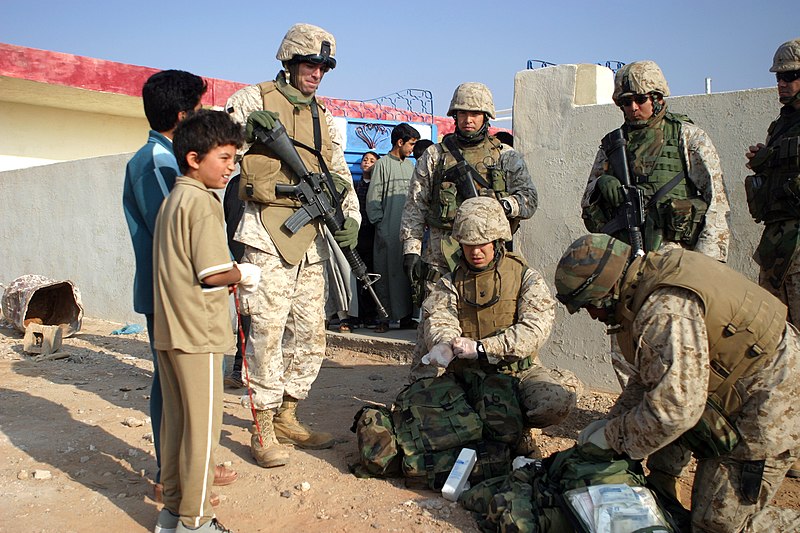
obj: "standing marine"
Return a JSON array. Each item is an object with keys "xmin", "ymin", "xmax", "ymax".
[
  {"xmin": 581, "ymin": 60, "xmax": 730, "ymax": 261},
  {"xmin": 225, "ymin": 23, "xmax": 361, "ymax": 468}
]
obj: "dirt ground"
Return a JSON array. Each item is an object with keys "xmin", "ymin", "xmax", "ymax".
[{"xmin": 1, "ymin": 317, "xmax": 799, "ymax": 533}]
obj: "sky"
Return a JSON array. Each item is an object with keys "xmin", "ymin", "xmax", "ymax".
[{"xmin": 3, "ymin": 0, "xmax": 797, "ymax": 118}]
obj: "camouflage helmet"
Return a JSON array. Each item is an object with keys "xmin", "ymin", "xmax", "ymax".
[
  {"xmin": 451, "ymin": 197, "xmax": 511, "ymax": 245},
  {"xmin": 276, "ymin": 23, "xmax": 337, "ymax": 70},
  {"xmin": 448, "ymin": 82, "xmax": 496, "ymax": 119},
  {"xmin": 554, "ymin": 234, "xmax": 631, "ymax": 314},
  {"xmin": 612, "ymin": 61, "xmax": 670, "ymax": 105},
  {"xmin": 770, "ymin": 38, "xmax": 800, "ymax": 72}
]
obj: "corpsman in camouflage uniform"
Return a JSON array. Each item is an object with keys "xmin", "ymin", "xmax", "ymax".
[
  {"xmin": 582, "ymin": 60, "xmax": 730, "ymax": 261},
  {"xmin": 400, "ymin": 82, "xmax": 538, "ymax": 380},
  {"xmin": 555, "ymin": 233, "xmax": 800, "ymax": 532},
  {"xmin": 225, "ymin": 23, "xmax": 361, "ymax": 468},
  {"xmin": 745, "ymin": 38, "xmax": 800, "ymax": 480},
  {"xmin": 421, "ymin": 197, "xmax": 581, "ymax": 446}
]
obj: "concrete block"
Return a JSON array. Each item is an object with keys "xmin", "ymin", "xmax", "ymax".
[{"xmin": 23, "ymin": 323, "xmax": 63, "ymax": 355}]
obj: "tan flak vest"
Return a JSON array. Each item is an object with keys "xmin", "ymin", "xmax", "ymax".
[
  {"xmin": 616, "ymin": 249, "xmax": 787, "ymax": 456},
  {"xmin": 239, "ymin": 81, "xmax": 334, "ymax": 265},
  {"xmin": 448, "ymin": 251, "xmax": 531, "ymax": 375}
]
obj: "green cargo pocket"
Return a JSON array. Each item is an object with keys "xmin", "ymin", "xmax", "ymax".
[{"xmin": 438, "ymin": 182, "xmax": 459, "ymax": 223}]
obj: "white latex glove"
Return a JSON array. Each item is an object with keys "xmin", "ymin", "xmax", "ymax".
[
  {"xmin": 451, "ymin": 337, "xmax": 479, "ymax": 359},
  {"xmin": 237, "ymin": 263, "xmax": 261, "ymax": 293},
  {"xmin": 577, "ymin": 419, "xmax": 609, "ymax": 449},
  {"xmin": 421, "ymin": 342, "xmax": 455, "ymax": 368}
]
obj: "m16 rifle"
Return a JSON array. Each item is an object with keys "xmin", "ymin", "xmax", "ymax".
[
  {"xmin": 250, "ymin": 121, "xmax": 388, "ymax": 318},
  {"xmin": 600, "ymin": 128, "xmax": 645, "ymax": 258}
]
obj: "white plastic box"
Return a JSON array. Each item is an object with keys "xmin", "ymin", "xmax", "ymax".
[{"xmin": 442, "ymin": 448, "xmax": 477, "ymax": 501}]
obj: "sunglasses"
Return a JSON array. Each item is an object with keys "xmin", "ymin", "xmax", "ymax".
[
  {"xmin": 619, "ymin": 94, "xmax": 651, "ymax": 107},
  {"xmin": 776, "ymin": 71, "xmax": 800, "ymax": 83}
]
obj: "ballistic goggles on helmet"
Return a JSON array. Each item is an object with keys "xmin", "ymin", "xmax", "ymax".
[{"xmin": 290, "ymin": 40, "xmax": 336, "ymax": 70}]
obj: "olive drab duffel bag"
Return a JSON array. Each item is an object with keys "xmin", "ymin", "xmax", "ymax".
[{"xmin": 349, "ymin": 371, "xmax": 524, "ymax": 489}]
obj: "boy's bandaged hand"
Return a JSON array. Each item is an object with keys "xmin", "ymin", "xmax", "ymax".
[{"xmin": 237, "ymin": 263, "xmax": 261, "ymax": 293}]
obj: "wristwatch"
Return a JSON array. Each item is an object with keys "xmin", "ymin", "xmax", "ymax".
[
  {"xmin": 500, "ymin": 198, "xmax": 513, "ymax": 216},
  {"xmin": 476, "ymin": 341, "xmax": 487, "ymax": 361}
]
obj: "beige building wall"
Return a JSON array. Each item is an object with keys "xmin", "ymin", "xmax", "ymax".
[{"xmin": 512, "ymin": 64, "xmax": 776, "ymax": 390}]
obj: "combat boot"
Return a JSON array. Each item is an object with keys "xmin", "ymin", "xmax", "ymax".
[
  {"xmin": 273, "ymin": 395, "xmax": 335, "ymax": 449},
  {"xmin": 250, "ymin": 409, "xmax": 288, "ymax": 468}
]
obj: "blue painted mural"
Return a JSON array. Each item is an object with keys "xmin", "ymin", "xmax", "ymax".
[{"xmin": 344, "ymin": 118, "xmax": 436, "ymax": 182}]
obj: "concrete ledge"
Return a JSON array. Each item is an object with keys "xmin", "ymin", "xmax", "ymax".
[{"xmin": 325, "ymin": 329, "xmax": 415, "ymax": 363}]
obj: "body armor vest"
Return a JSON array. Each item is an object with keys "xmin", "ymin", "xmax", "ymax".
[
  {"xmin": 454, "ymin": 251, "xmax": 527, "ymax": 340},
  {"xmin": 427, "ymin": 134, "xmax": 507, "ymax": 230},
  {"xmin": 747, "ymin": 111, "xmax": 800, "ymax": 224},
  {"xmin": 617, "ymin": 249, "xmax": 787, "ymax": 456},
  {"xmin": 449, "ymin": 251, "xmax": 530, "ymax": 376},
  {"xmin": 625, "ymin": 114, "xmax": 706, "ymax": 251},
  {"xmin": 238, "ymin": 82, "xmax": 334, "ymax": 265}
]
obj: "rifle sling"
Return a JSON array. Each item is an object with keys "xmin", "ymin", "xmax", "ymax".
[{"xmin": 442, "ymin": 136, "xmax": 493, "ymax": 190}]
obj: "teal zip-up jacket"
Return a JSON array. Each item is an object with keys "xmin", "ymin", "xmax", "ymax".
[{"xmin": 123, "ymin": 130, "xmax": 178, "ymax": 314}]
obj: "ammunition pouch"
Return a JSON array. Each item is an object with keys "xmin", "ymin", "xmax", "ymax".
[
  {"xmin": 745, "ymin": 174, "xmax": 768, "ymax": 222},
  {"xmin": 661, "ymin": 197, "xmax": 708, "ymax": 247},
  {"xmin": 239, "ymin": 143, "xmax": 300, "ymax": 207}
]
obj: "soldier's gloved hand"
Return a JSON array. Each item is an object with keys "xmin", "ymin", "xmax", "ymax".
[
  {"xmin": 421, "ymin": 342, "xmax": 455, "ymax": 368},
  {"xmin": 577, "ymin": 419, "xmax": 609, "ymax": 449},
  {"xmin": 404, "ymin": 253, "xmax": 422, "ymax": 281},
  {"xmin": 236, "ymin": 263, "xmax": 262, "ymax": 294},
  {"xmin": 330, "ymin": 172, "xmax": 351, "ymax": 194},
  {"xmin": 451, "ymin": 337, "xmax": 478, "ymax": 359},
  {"xmin": 596, "ymin": 174, "xmax": 624, "ymax": 208},
  {"xmin": 334, "ymin": 217, "xmax": 359, "ymax": 250},
  {"xmin": 245, "ymin": 110, "xmax": 280, "ymax": 143}
]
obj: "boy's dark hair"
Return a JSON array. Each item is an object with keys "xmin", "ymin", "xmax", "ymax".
[
  {"xmin": 142, "ymin": 69, "xmax": 207, "ymax": 132},
  {"xmin": 362, "ymin": 150, "xmax": 379, "ymax": 161},
  {"xmin": 413, "ymin": 139, "xmax": 434, "ymax": 160},
  {"xmin": 494, "ymin": 131, "xmax": 514, "ymax": 147},
  {"xmin": 391, "ymin": 123, "xmax": 421, "ymax": 146},
  {"xmin": 173, "ymin": 110, "xmax": 244, "ymax": 174}
]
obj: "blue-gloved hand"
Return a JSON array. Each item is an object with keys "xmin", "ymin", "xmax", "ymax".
[
  {"xmin": 334, "ymin": 217, "xmax": 359, "ymax": 250},
  {"xmin": 596, "ymin": 174, "xmax": 624, "ymax": 208},
  {"xmin": 245, "ymin": 110, "xmax": 280, "ymax": 143}
]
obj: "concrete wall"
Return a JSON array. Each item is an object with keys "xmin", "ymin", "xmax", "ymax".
[
  {"xmin": 512, "ymin": 64, "xmax": 776, "ymax": 390},
  {"xmin": 0, "ymin": 64, "xmax": 779, "ymax": 391},
  {"xmin": 0, "ymin": 153, "xmax": 140, "ymax": 325}
]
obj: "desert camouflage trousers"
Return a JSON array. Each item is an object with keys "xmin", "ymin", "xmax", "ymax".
[
  {"xmin": 759, "ymin": 268, "xmax": 800, "ymax": 327},
  {"xmin": 240, "ymin": 246, "xmax": 326, "ymax": 410},
  {"xmin": 691, "ymin": 453, "xmax": 800, "ymax": 532}
]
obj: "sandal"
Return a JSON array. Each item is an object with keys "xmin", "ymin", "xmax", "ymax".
[
  {"xmin": 374, "ymin": 323, "xmax": 389, "ymax": 333},
  {"xmin": 338, "ymin": 323, "xmax": 351, "ymax": 333}
]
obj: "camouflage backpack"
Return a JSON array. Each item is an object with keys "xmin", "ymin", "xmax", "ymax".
[
  {"xmin": 350, "ymin": 372, "xmax": 524, "ymax": 489},
  {"xmin": 461, "ymin": 444, "xmax": 676, "ymax": 533}
]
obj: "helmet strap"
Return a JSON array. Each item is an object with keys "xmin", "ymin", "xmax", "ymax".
[{"xmin": 455, "ymin": 119, "xmax": 489, "ymax": 146}]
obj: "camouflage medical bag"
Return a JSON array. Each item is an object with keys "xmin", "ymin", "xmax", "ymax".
[
  {"xmin": 461, "ymin": 443, "xmax": 676, "ymax": 533},
  {"xmin": 350, "ymin": 372, "xmax": 523, "ymax": 489}
]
